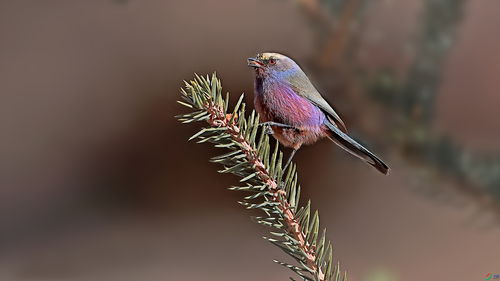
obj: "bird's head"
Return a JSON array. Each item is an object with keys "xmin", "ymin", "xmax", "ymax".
[{"xmin": 247, "ymin": 52, "xmax": 299, "ymax": 78}]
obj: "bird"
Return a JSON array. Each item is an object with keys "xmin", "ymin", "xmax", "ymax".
[{"xmin": 247, "ymin": 52, "xmax": 389, "ymax": 174}]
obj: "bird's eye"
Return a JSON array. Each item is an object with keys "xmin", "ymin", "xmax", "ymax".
[{"xmin": 269, "ymin": 58, "xmax": 276, "ymax": 65}]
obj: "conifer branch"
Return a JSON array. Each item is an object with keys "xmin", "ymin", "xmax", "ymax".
[{"xmin": 176, "ymin": 73, "xmax": 347, "ymax": 281}]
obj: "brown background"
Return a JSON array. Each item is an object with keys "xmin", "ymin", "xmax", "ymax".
[{"xmin": 1, "ymin": 1, "xmax": 500, "ymax": 281}]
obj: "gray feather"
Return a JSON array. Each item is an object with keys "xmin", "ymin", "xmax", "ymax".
[
  {"xmin": 288, "ymin": 70, "xmax": 347, "ymax": 133},
  {"xmin": 324, "ymin": 119, "xmax": 389, "ymax": 174}
]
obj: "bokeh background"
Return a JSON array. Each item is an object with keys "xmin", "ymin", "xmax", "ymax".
[{"xmin": 1, "ymin": 1, "xmax": 500, "ymax": 280}]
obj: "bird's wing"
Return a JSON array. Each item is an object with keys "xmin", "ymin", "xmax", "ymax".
[
  {"xmin": 306, "ymin": 92, "xmax": 347, "ymax": 133},
  {"xmin": 290, "ymin": 74, "xmax": 347, "ymax": 133}
]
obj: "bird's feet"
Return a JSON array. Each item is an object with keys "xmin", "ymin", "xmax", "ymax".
[
  {"xmin": 264, "ymin": 126, "xmax": 274, "ymax": 135},
  {"xmin": 259, "ymin": 121, "xmax": 300, "ymax": 134},
  {"xmin": 259, "ymin": 121, "xmax": 292, "ymax": 135},
  {"xmin": 258, "ymin": 121, "xmax": 295, "ymax": 129}
]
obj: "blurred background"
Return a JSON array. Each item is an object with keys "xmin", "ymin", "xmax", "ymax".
[{"xmin": 1, "ymin": 0, "xmax": 500, "ymax": 280}]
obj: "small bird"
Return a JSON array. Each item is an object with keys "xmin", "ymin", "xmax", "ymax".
[{"xmin": 247, "ymin": 52, "xmax": 389, "ymax": 174}]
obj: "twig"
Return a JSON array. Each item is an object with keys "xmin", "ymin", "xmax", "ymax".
[{"xmin": 177, "ymin": 73, "xmax": 346, "ymax": 281}]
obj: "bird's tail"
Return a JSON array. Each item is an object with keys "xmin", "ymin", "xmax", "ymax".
[{"xmin": 325, "ymin": 120, "xmax": 389, "ymax": 175}]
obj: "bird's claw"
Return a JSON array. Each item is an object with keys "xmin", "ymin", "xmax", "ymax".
[
  {"xmin": 259, "ymin": 122, "xmax": 274, "ymax": 134},
  {"xmin": 264, "ymin": 126, "xmax": 274, "ymax": 135},
  {"xmin": 258, "ymin": 121, "xmax": 300, "ymax": 134}
]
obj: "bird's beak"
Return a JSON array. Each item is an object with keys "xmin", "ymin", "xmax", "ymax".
[{"xmin": 247, "ymin": 57, "xmax": 264, "ymax": 68}]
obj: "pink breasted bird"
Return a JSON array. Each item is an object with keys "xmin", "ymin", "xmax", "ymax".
[{"xmin": 247, "ymin": 52, "xmax": 389, "ymax": 174}]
